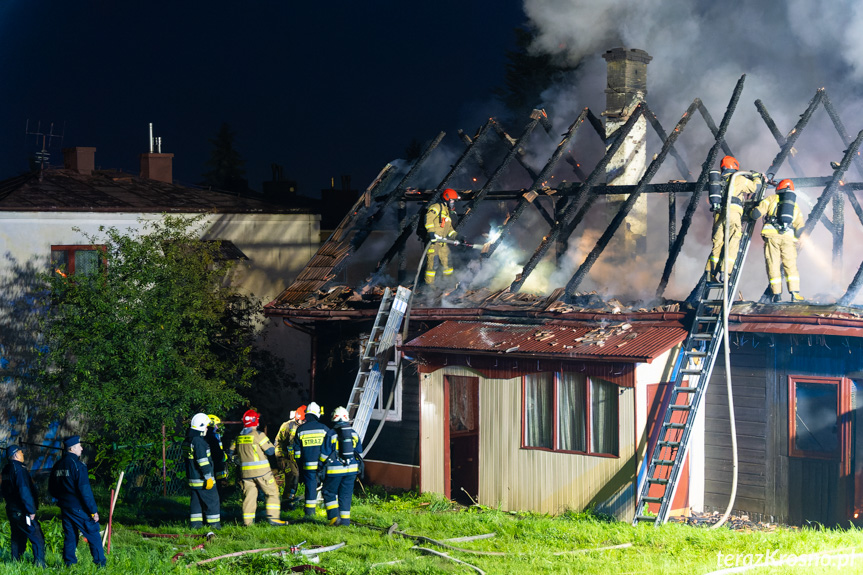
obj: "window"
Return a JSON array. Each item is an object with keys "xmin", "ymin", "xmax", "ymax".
[
  {"xmin": 51, "ymin": 245, "xmax": 106, "ymax": 277},
  {"xmin": 523, "ymin": 372, "xmax": 619, "ymax": 456},
  {"xmin": 789, "ymin": 375, "xmax": 841, "ymax": 459},
  {"xmin": 369, "ymin": 361, "xmax": 402, "ymax": 422}
]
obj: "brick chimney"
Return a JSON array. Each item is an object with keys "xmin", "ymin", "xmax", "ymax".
[
  {"xmin": 63, "ymin": 147, "xmax": 96, "ymax": 175},
  {"xmin": 602, "ymin": 47, "xmax": 652, "ymax": 257},
  {"xmin": 140, "ymin": 153, "xmax": 174, "ymax": 183}
]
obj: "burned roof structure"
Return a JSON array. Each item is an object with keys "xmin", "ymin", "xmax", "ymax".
[{"xmin": 266, "ymin": 68, "xmax": 863, "ymax": 320}]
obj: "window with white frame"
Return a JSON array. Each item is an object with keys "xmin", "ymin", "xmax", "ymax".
[
  {"xmin": 369, "ymin": 360, "xmax": 402, "ymax": 422},
  {"xmin": 523, "ymin": 372, "xmax": 619, "ymax": 456}
]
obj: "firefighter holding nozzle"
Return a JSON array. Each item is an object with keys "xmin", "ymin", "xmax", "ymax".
[
  {"xmin": 423, "ymin": 188, "xmax": 461, "ymax": 286},
  {"xmin": 705, "ymin": 155, "xmax": 764, "ymax": 283}
]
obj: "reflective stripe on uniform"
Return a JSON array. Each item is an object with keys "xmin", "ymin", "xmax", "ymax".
[
  {"xmin": 769, "ymin": 277, "xmax": 781, "ymax": 285},
  {"xmin": 325, "ymin": 500, "xmax": 338, "ymax": 510},
  {"xmin": 190, "ymin": 513, "xmax": 203, "ymax": 521},
  {"xmin": 443, "ymin": 267, "xmax": 453, "ymax": 276},
  {"xmin": 189, "ymin": 479, "xmax": 204, "ymax": 487},
  {"xmin": 326, "ymin": 465, "xmax": 359, "ymax": 475},
  {"xmin": 205, "ymin": 513, "xmax": 220, "ymax": 522},
  {"xmin": 241, "ymin": 460, "xmax": 270, "ymax": 471},
  {"xmin": 236, "ymin": 435, "xmax": 253, "ymax": 444},
  {"xmin": 303, "ymin": 462, "xmax": 319, "ymax": 470},
  {"xmin": 298, "ymin": 430, "xmax": 326, "ymax": 447}
]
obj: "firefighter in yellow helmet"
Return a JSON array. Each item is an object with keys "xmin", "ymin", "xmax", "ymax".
[
  {"xmin": 705, "ymin": 156, "xmax": 763, "ymax": 282},
  {"xmin": 227, "ymin": 409, "xmax": 287, "ymax": 526},
  {"xmin": 274, "ymin": 405, "xmax": 305, "ymax": 510},
  {"xmin": 204, "ymin": 415, "xmax": 228, "ymax": 494},
  {"xmin": 749, "ymin": 179, "xmax": 805, "ymax": 302},
  {"xmin": 424, "ymin": 188, "xmax": 460, "ymax": 286}
]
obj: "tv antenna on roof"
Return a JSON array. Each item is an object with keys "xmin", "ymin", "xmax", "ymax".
[{"xmin": 25, "ymin": 120, "xmax": 66, "ymax": 179}]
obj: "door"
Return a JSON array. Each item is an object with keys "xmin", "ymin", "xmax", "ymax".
[{"xmin": 445, "ymin": 375, "xmax": 479, "ymax": 504}]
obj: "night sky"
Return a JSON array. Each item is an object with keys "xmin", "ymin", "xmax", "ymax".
[{"xmin": 0, "ymin": 1, "xmax": 526, "ymax": 194}]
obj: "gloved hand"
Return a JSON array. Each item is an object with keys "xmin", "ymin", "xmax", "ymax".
[{"xmin": 205, "ymin": 478, "xmax": 215, "ymax": 490}]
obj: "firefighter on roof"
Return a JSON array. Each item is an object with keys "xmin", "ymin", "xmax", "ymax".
[
  {"xmin": 320, "ymin": 407, "xmax": 363, "ymax": 526},
  {"xmin": 292, "ymin": 402, "xmax": 329, "ymax": 518},
  {"xmin": 749, "ymin": 179, "xmax": 805, "ymax": 302},
  {"xmin": 228, "ymin": 409, "xmax": 287, "ymax": 526},
  {"xmin": 183, "ymin": 413, "xmax": 221, "ymax": 530},
  {"xmin": 706, "ymin": 156, "xmax": 763, "ymax": 283},
  {"xmin": 424, "ymin": 188, "xmax": 460, "ymax": 285}
]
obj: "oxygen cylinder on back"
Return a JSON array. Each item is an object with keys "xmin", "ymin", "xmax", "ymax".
[
  {"xmin": 338, "ymin": 426, "xmax": 354, "ymax": 461},
  {"xmin": 708, "ymin": 170, "xmax": 723, "ymax": 211},
  {"xmin": 775, "ymin": 179, "xmax": 796, "ymax": 232}
]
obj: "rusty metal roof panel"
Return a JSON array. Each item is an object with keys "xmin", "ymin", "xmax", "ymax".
[{"xmin": 402, "ymin": 320, "xmax": 687, "ymax": 363}]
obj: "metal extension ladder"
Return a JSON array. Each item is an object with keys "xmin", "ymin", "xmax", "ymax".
[
  {"xmin": 346, "ymin": 285, "xmax": 412, "ymax": 441},
  {"xmin": 633, "ymin": 178, "xmax": 767, "ymax": 526}
]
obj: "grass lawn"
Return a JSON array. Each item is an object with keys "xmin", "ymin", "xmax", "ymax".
[{"xmin": 2, "ymin": 487, "xmax": 863, "ymax": 574}]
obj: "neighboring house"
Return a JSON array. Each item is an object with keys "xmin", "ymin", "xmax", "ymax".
[{"xmin": 0, "ymin": 146, "xmax": 320, "ymax": 466}]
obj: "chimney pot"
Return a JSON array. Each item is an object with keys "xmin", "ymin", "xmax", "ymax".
[{"xmin": 62, "ymin": 147, "xmax": 97, "ymax": 175}]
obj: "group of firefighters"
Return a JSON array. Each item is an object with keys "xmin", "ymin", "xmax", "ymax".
[
  {"xmin": 705, "ymin": 155, "xmax": 806, "ymax": 302},
  {"xmin": 182, "ymin": 401, "xmax": 363, "ymax": 531}
]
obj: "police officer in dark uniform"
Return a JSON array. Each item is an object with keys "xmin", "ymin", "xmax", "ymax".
[
  {"xmin": 292, "ymin": 402, "xmax": 329, "ymax": 518},
  {"xmin": 1, "ymin": 445, "xmax": 46, "ymax": 567},
  {"xmin": 48, "ymin": 436, "xmax": 106, "ymax": 567}
]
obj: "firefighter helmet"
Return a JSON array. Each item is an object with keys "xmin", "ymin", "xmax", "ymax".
[
  {"xmin": 442, "ymin": 188, "xmax": 460, "ymax": 201},
  {"xmin": 307, "ymin": 402, "xmax": 321, "ymax": 417},
  {"xmin": 332, "ymin": 406, "xmax": 350, "ymax": 423},
  {"xmin": 207, "ymin": 414, "xmax": 221, "ymax": 428},
  {"xmin": 295, "ymin": 405, "xmax": 307, "ymax": 421},
  {"xmin": 720, "ymin": 156, "xmax": 740, "ymax": 171},
  {"xmin": 242, "ymin": 409, "xmax": 260, "ymax": 428},
  {"xmin": 191, "ymin": 413, "xmax": 210, "ymax": 432},
  {"xmin": 776, "ymin": 179, "xmax": 794, "ymax": 192}
]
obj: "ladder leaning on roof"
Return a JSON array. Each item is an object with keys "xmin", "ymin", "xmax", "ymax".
[
  {"xmin": 346, "ymin": 285, "xmax": 412, "ymax": 441},
  {"xmin": 633, "ymin": 175, "xmax": 767, "ymax": 526}
]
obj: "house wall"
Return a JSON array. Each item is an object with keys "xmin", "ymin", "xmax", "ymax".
[
  {"xmin": 0, "ymin": 211, "xmax": 319, "ymax": 452},
  {"xmin": 704, "ymin": 333, "xmax": 863, "ymax": 526},
  {"xmin": 419, "ymin": 364, "xmax": 638, "ymax": 518}
]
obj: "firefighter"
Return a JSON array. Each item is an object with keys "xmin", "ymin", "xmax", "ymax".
[
  {"xmin": 749, "ymin": 179, "xmax": 805, "ymax": 302},
  {"xmin": 183, "ymin": 413, "xmax": 221, "ymax": 530},
  {"xmin": 226, "ymin": 409, "xmax": 286, "ymax": 526},
  {"xmin": 320, "ymin": 407, "xmax": 363, "ymax": 526},
  {"xmin": 275, "ymin": 405, "xmax": 305, "ymax": 510},
  {"xmin": 706, "ymin": 156, "xmax": 763, "ymax": 282},
  {"xmin": 292, "ymin": 401, "xmax": 329, "ymax": 518},
  {"xmin": 48, "ymin": 436, "xmax": 106, "ymax": 567},
  {"xmin": 205, "ymin": 415, "xmax": 229, "ymax": 490},
  {"xmin": 424, "ymin": 188, "xmax": 460, "ymax": 286},
  {"xmin": 1, "ymin": 445, "xmax": 46, "ymax": 567}
]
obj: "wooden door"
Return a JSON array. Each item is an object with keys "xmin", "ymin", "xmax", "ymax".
[{"xmin": 445, "ymin": 375, "xmax": 479, "ymax": 504}]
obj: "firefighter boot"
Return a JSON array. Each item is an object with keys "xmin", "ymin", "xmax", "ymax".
[
  {"xmin": 790, "ymin": 292, "xmax": 805, "ymax": 302},
  {"xmin": 771, "ymin": 293, "xmax": 782, "ymax": 303}
]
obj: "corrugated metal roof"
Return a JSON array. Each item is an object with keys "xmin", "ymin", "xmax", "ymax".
[
  {"xmin": 402, "ymin": 320, "xmax": 687, "ymax": 363},
  {"xmin": 0, "ymin": 168, "xmax": 315, "ymax": 214}
]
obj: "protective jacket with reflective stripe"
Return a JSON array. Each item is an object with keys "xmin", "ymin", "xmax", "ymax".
[
  {"xmin": 321, "ymin": 423, "xmax": 363, "ymax": 475},
  {"xmin": 425, "ymin": 202, "xmax": 457, "ymax": 240},
  {"xmin": 183, "ymin": 429, "xmax": 214, "ymax": 489},
  {"xmin": 204, "ymin": 430, "xmax": 228, "ymax": 479},
  {"xmin": 274, "ymin": 419, "xmax": 299, "ymax": 458},
  {"xmin": 292, "ymin": 414, "xmax": 329, "ymax": 471},
  {"xmin": 229, "ymin": 428, "xmax": 275, "ymax": 479},
  {"xmin": 750, "ymin": 193, "xmax": 804, "ymax": 236}
]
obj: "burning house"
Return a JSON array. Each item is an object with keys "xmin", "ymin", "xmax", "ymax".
[{"xmin": 264, "ymin": 47, "xmax": 863, "ymax": 526}]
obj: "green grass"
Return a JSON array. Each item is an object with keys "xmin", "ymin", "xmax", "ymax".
[{"xmin": 2, "ymin": 488, "xmax": 863, "ymax": 573}]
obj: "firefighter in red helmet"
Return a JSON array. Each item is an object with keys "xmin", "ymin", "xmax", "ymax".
[
  {"xmin": 749, "ymin": 179, "xmax": 805, "ymax": 302},
  {"xmin": 423, "ymin": 188, "xmax": 460, "ymax": 286},
  {"xmin": 705, "ymin": 155, "xmax": 763, "ymax": 282},
  {"xmin": 274, "ymin": 406, "xmax": 305, "ymax": 510}
]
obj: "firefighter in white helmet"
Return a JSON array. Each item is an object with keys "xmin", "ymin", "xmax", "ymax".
[
  {"xmin": 423, "ymin": 188, "xmax": 460, "ymax": 286},
  {"xmin": 705, "ymin": 156, "xmax": 763, "ymax": 282},
  {"xmin": 749, "ymin": 179, "xmax": 805, "ymax": 302},
  {"xmin": 292, "ymin": 402, "xmax": 329, "ymax": 518},
  {"xmin": 183, "ymin": 413, "xmax": 220, "ymax": 530},
  {"xmin": 320, "ymin": 407, "xmax": 363, "ymax": 526},
  {"xmin": 227, "ymin": 409, "xmax": 287, "ymax": 526}
]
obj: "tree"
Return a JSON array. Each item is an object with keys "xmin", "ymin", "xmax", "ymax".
[
  {"xmin": 31, "ymin": 215, "xmax": 268, "ymax": 473},
  {"xmin": 202, "ymin": 123, "xmax": 250, "ymax": 193},
  {"xmin": 494, "ymin": 27, "xmax": 580, "ymax": 122}
]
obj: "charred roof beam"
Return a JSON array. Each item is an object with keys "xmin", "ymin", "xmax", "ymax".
[
  {"xmin": 510, "ymin": 105, "xmax": 645, "ymax": 292},
  {"xmin": 822, "ymin": 93, "xmax": 863, "ymax": 229},
  {"xmin": 483, "ymin": 108, "xmax": 591, "ymax": 259},
  {"xmin": 566, "ymin": 99, "xmax": 701, "ymax": 297},
  {"xmin": 656, "ymin": 75, "xmax": 745, "ymax": 298}
]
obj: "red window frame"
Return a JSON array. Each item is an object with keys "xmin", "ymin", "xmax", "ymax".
[
  {"xmin": 521, "ymin": 372, "xmax": 619, "ymax": 458},
  {"xmin": 788, "ymin": 375, "xmax": 849, "ymax": 461},
  {"xmin": 51, "ymin": 244, "xmax": 107, "ymax": 276}
]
